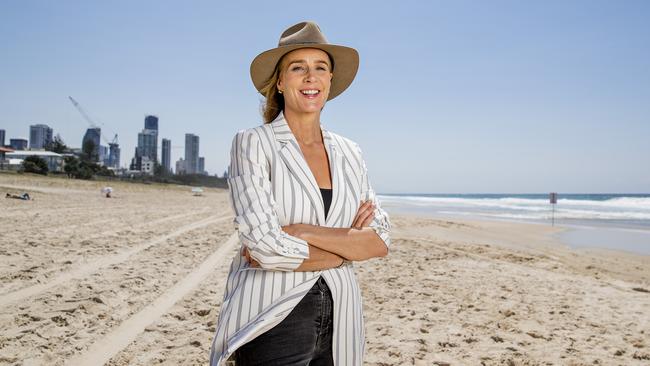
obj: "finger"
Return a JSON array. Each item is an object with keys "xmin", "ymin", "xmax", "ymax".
[
  {"xmin": 356, "ymin": 206, "xmax": 375, "ymax": 227},
  {"xmin": 360, "ymin": 211, "xmax": 375, "ymax": 227},
  {"xmin": 358, "ymin": 199, "xmax": 372, "ymax": 209},
  {"xmin": 352, "ymin": 201, "xmax": 372, "ymax": 227},
  {"xmin": 250, "ymin": 260, "xmax": 260, "ymax": 268},
  {"xmin": 357, "ymin": 203, "xmax": 374, "ymax": 220},
  {"xmin": 243, "ymin": 248, "xmax": 252, "ymax": 262},
  {"xmin": 352, "ymin": 214, "xmax": 361, "ymax": 228}
]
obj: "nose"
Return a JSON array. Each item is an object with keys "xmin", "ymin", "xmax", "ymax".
[{"xmin": 303, "ymin": 68, "xmax": 316, "ymax": 82}]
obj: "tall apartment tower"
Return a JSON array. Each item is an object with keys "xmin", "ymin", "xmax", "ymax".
[
  {"xmin": 184, "ymin": 134, "xmax": 199, "ymax": 174},
  {"xmin": 0, "ymin": 129, "xmax": 5, "ymax": 147},
  {"xmin": 198, "ymin": 157, "xmax": 205, "ymax": 175},
  {"xmin": 29, "ymin": 124, "xmax": 53, "ymax": 149},
  {"xmin": 137, "ymin": 129, "xmax": 157, "ymax": 162},
  {"xmin": 82, "ymin": 127, "xmax": 101, "ymax": 162},
  {"xmin": 136, "ymin": 115, "xmax": 158, "ymax": 163},
  {"xmin": 108, "ymin": 143, "xmax": 121, "ymax": 168},
  {"xmin": 144, "ymin": 115, "xmax": 159, "ymax": 131},
  {"xmin": 161, "ymin": 138, "xmax": 171, "ymax": 173}
]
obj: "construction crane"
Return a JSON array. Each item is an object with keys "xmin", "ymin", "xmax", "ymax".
[
  {"xmin": 68, "ymin": 96, "xmax": 118, "ymax": 145},
  {"xmin": 68, "ymin": 96, "xmax": 121, "ymax": 168}
]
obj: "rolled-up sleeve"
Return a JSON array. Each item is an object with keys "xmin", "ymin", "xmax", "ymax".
[
  {"xmin": 227, "ymin": 129, "xmax": 309, "ymax": 271},
  {"xmin": 356, "ymin": 143, "xmax": 391, "ymax": 250}
]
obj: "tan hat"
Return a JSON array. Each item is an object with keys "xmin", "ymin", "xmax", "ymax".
[{"xmin": 250, "ymin": 21, "xmax": 359, "ymax": 101}]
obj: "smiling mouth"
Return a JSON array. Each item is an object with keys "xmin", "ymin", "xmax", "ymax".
[{"xmin": 300, "ymin": 89, "xmax": 320, "ymax": 98}]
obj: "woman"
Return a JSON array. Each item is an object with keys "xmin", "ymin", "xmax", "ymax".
[{"xmin": 209, "ymin": 21, "xmax": 391, "ymax": 366}]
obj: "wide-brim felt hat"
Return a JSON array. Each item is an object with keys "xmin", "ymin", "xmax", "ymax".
[{"xmin": 250, "ymin": 21, "xmax": 359, "ymax": 101}]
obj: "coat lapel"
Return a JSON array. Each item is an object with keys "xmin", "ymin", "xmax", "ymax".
[
  {"xmin": 270, "ymin": 112, "xmax": 343, "ymax": 227},
  {"xmin": 323, "ymin": 131, "xmax": 344, "ymax": 228}
]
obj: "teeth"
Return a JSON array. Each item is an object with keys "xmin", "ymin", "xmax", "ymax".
[{"xmin": 301, "ymin": 90, "xmax": 319, "ymax": 95}]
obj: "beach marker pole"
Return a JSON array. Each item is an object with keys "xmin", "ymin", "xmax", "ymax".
[{"xmin": 549, "ymin": 192, "xmax": 558, "ymax": 226}]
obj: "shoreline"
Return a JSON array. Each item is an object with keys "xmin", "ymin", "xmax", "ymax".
[
  {"xmin": 385, "ymin": 211, "xmax": 650, "ymax": 285},
  {"xmin": 383, "ymin": 205, "xmax": 650, "ymax": 256}
]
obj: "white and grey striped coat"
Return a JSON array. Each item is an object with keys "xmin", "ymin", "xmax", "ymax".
[{"xmin": 209, "ymin": 112, "xmax": 391, "ymax": 365}]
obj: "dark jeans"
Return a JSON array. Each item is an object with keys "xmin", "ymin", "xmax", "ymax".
[{"xmin": 234, "ymin": 276, "xmax": 334, "ymax": 366}]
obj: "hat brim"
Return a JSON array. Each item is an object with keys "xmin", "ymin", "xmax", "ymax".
[{"xmin": 250, "ymin": 43, "xmax": 359, "ymax": 101}]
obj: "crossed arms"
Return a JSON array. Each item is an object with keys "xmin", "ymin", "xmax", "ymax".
[{"xmin": 228, "ymin": 129, "xmax": 391, "ymax": 272}]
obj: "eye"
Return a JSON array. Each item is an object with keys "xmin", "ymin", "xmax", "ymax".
[{"xmin": 291, "ymin": 66, "xmax": 305, "ymax": 72}]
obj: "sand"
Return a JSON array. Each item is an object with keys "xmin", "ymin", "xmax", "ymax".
[{"xmin": 1, "ymin": 172, "xmax": 648, "ymax": 365}]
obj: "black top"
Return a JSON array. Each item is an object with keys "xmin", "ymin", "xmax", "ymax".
[{"xmin": 319, "ymin": 187, "xmax": 332, "ymax": 219}]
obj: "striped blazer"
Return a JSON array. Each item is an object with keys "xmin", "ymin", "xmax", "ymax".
[{"xmin": 209, "ymin": 112, "xmax": 391, "ymax": 366}]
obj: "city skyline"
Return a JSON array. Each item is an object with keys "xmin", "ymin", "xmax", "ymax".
[
  {"xmin": 2, "ymin": 119, "xmax": 211, "ymax": 175},
  {"xmin": 1, "ymin": 1, "xmax": 649, "ymax": 192}
]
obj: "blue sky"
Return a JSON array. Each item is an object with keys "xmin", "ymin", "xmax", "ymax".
[{"xmin": 1, "ymin": 0, "xmax": 648, "ymax": 193}]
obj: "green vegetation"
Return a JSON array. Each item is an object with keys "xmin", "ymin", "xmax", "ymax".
[
  {"xmin": 45, "ymin": 134, "xmax": 69, "ymax": 154},
  {"xmin": 82, "ymin": 139, "xmax": 98, "ymax": 162},
  {"xmin": 63, "ymin": 156, "xmax": 114, "ymax": 180},
  {"xmin": 21, "ymin": 156, "xmax": 49, "ymax": 175},
  {"xmin": 124, "ymin": 172, "xmax": 227, "ymax": 189}
]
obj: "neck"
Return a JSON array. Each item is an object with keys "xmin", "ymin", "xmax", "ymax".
[{"xmin": 283, "ymin": 108, "xmax": 322, "ymax": 145}]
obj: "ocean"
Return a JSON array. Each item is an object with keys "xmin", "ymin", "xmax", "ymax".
[{"xmin": 378, "ymin": 193, "xmax": 650, "ymax": 255}]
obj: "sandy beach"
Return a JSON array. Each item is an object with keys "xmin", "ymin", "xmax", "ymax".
[{"xmin": 1, "ymin": 173, "xmax": 648, "ymax": 365}]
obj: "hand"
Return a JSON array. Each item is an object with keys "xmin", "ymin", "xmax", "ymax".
[
  {"xmin": 281, "ymin": 223, "xmax": 304, "ymax": 238},
  {"xmin": 241, "ymin": 247, "xmax": 260, "ymax": 268},
  {"xmin": 352, "ymin": 199, "xmax": 375, "ymax": 229}
]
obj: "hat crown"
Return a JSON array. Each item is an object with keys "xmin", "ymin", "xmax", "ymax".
[{"xmin": 278, "ymin": 21, "xmax": 329, "ymax": 47}]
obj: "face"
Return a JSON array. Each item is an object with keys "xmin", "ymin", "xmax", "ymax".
[{"xmin": 277, "ymin": 48, "xmax": 333, "ymax": 115}]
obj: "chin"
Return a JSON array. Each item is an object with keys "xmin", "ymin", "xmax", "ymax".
[{"xmin": 301, "ymin": 102, "xmax": 326, "ymax": 113}]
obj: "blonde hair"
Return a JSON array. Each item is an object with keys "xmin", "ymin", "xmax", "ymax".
[{"xmin": 260, "ymin": 60, "xmax": 284, "ymax": 124}]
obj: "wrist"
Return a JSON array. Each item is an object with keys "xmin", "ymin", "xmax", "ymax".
[{"xmin": 297, "ymin": 223, "xmax": 315, "ymax": 242}]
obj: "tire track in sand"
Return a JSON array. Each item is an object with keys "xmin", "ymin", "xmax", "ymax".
[
  {"xmin": 0, "ymin": 214, "xmax": 233, "ymax": 307},
  {"xmin": 64, "ymin": 232, "xmax": 239, "ymax": 366}
]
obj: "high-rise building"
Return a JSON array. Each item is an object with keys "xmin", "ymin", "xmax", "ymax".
[
  {"xmin": 198, "ymin": 157, "xmax": 205, "ymax": 175},
  {"xmin": 184, "ymin": 133, "xmax": 199, "ymax": 174},
  {"xmin": 144, "ymin": 115, "xmax": 159, "ymax": 131},
  {"xmin": 82, "ymin": 128, "xmax": 101, "ymax": 162},
  {"xmin": 162, "ymin": 138, "xmax": 171, "ymax": 173},
  {"xmin": 99, "ymin": 145, "xmax": 109, "ymax": 165},
  {"xmin": 29, "ymin": 124, "xmax": 53, "ymax": 149},
  {"xmin": 137, "ymin": 129, "xmax": 157, "ymax": 162},
  {"xmin": 134, "ymin": 115, "xmax": 158, "ymax": 166},
  {"xmin": 175, "ymin": 157, "xmax": 186, "ymax": 174},
  {"xmin": 10, "ymin": 138, "xmax": 28, "ymax": 150},
  {"xmin": 108, "ymin": 143, "xmax": 120, "ymax": 168},
  {"xmin": 0, "ymin": 129, "xmax": 5, "ymax": 147}
]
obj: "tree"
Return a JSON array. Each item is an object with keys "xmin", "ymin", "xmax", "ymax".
[
  {"xmin": 22, "ymin": 155, "xmax": 49, "ymax": 175},
  {"xmin": 63, "ymin": 155, "xmax": 100, "ymax": 179},
  {"xmin": 153, "ymin": 162, "xmax": 166, "ymax": 177},
  {"xmin": 64, "ymin": 156, "xmax": 80, "ymax": 178},
  {"xmin": 45, "ymin": 134, "xmax": 68, "ymax": 154},
  {"xmin": 96, "ymin": 165, "xmax": 115, "ymax": 177},
  {"xmin": 82, "ymin": 139, "xmax": 98, "ymax": 162}
]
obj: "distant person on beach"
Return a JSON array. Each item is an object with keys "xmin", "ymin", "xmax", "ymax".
[
  {"xmin": 101, "ymin": 187, "xmax": 113, "ymax": 198},
  {"xmin": 209, "ymin": 21, "xmax": 391, "ymax": 366},
  {"xmin": 5, "ymin": 193, "xmax": 30, "ymax": 200}
]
